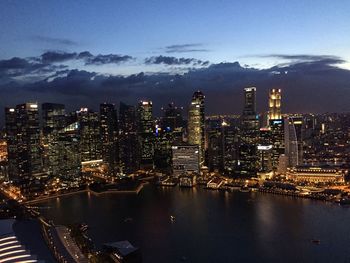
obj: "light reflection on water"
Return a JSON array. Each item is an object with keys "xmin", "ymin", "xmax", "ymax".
[{"xmin": 38, "ymin": 185, "xmax": 350, "ymax": 263}]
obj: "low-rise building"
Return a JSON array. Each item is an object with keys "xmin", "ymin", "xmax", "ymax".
[{"xmin": 286, "ymin": 166, "xmax": 346, "ymax": 183}]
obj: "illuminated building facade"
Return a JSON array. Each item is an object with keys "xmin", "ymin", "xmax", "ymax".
[
  {"xmin": 57, "ymin": 121, "xmax": 81, "ymax": 180},
  {"xmin": 286, "ymin": 167, "xmax": 345, "ymax": 183},
  {"xmin": 161, "ymin": 102, "xmax": 184, "ymax": 133},
  {"xmin": 119, "ymin": 102, "xmax": 139, "ymax": 174},
  {"xmin": 238, "ymin": 87, "xmax": 259, "ymax": 177},
  {"xmin": 222, "ymin": 122, "xmax": 239, "ymax": 176},
  {"xmin": 42, "ymin": 103, "xmax": 65, "ymax": 176},
  {"xmin": 5, "ymin": 103, "xmax": 42, "ymax": 185},
  {"xmin": 268, "ymin": 89, "xmax": 282, "ymax": 121},
  {"xmin": 77, "ymin": 108, "xmax": 102, "ymax": 162},
  {"xmin": 137, "ymin": 100, "xmax": 154, "ymax": 168},
  {"xmin": 188, "ymin": 91, "xmax": 205, "ymax": 166},
  {"xmin": 270, "ymin": 119, "xmax": 285, "ymax": 170},
  {"xmin": 154, "ymin": 103, "xmax": 185, "ymax": 171},
  {"xmin": 172, "ymin": 145, "xmax": 200, "ymax": 177},
  {"xmin": 100, "ymin": 103, "xmax": 119, "ymax": 175},
  {"xmin": 285, "ymin": 116, "xmax": 303, "ymax": 167}
]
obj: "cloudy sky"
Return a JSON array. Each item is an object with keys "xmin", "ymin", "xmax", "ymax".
[{"xmin": 1, "ymin": 0, "xmax": 350, "ymax": 121}]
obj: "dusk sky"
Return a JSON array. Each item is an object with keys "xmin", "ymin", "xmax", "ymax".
[{"xmin": 1, "ymin": 0, "xmax": 350, "ymax": 119}]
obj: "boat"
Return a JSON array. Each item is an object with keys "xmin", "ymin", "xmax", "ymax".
[
  {"xmin": 124, "ymin": 217, "xmax": 133, "ymax": 223},
  {"xmin": 170, "ymin": 215, "xmax": 176, "ymax": 223},
  {"xmin": 240, "ymin": 186, "xmax": 250, "ymax": 193},
  {"xmin": 340, "ymin": 198, "xmax": 350, "ymax": 205},
  {"xmin": 311, "ymin": 239, "xmax": 321, "ymax": 244}
]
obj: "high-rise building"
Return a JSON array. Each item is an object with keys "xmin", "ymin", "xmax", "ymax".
[
  {"xmin": 161, "ymin": 103, "xmax": 184, "ymax": 133},
  {"xmin": 77, "ymin": 108, "xmax": 102, "ymax": 162},
  {"xmin": 270, "ymin": 119, "xmax": 285, "ymax": 170},
  {"xmin": 57, "ymin": 121, "xmax": 81, "ymax": 181},
  {"xmin": 188, "ymin": 91, "xmax": 205, "ymax": 165},
  {"xmin": 222, "ymin": 121, "xmax": 239, "ymax": 176},
  {"xmin": 42, "ymin": 103, "xmax": 65, "ymax": 176},
  {"xmin": 238, "ymin": 87, "xmax": 259, "ymax": 177},
  {"xmin": 42, "ymin": 103, "xmax": 65, "ymax": 135},
  {"xmin": 285, "ymin": 116, "xmax": 303, "ymax": 167},
  {"xmin": 172, "ymin": 145, "xmax": 200, "ymax": 177},
  {"xmin": 5, "ymin": 103, "xmax": 42, "ymax": 186},
  {"xmin": 119, "ymin": 102, "xmax": 139, "ymax": 174},
  {"xmin": 268, "ymin": 89, "xmax": 282, "ymax": 121},
  {"xmin": 137, "ymin": 100, "xmax": 154, "ymax": 168},
  {"xmin": 243, "ymin": 87, "xmax": 256, "ymax": 116},
  {"xmin": 100, "ymin": 103, "xmax": 119, "ymax": 175}
]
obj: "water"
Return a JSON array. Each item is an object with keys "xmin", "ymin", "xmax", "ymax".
[{"xmin": 38, "ymin": 185, "xmax": 350, "ymax": 262}]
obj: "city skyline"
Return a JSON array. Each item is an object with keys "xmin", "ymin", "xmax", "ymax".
[
  {"xmin": 1, "ymin": 1, "xmax": 350, "ymax": 122},
  {"xmin": 2, "ymin": 2, "xmax": 350, "ymax": 262}
]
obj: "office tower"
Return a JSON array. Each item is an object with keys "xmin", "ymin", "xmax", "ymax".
[
  {"xmin": 119, "ymin": 102, "xmax": 139, "ymax": 174},
  {"xmin": 238, "ymin": 87, "xmax": 259, "ymax": 177},
  {"xmin": 100, "ymin": 103, "xmax": 119, "ymax": 175},
  {"xmin": 206, "ymin": 117, "xmax": 225, "ymax": 172},
  {"xmin": 257, "ymin": 145, "xmax": 273, "ymax": 173},
  {"xmin": 42, "ymin": 103, "xmax": 65, "ymax": 135},
  {"xmin": 136, "ymin": 100, "xmax": 154, "ymax": 168},
  {"xmin": 161, "ymin": 103, "xmax": 184, "ymax": 133},
  {"xmin": 285, "ymin": 116, "xmax": 303, "ymax": 167},
  {"xmin": 243, "ymin": 87, "xmax": 256, "ymax": 116},
  {"xmin": 42, "ymin": 103, "xmax": 65, "ymax": 176},
  {"xmin": 222, "ymin": 121, "xmax": 239, "ymax": 176},
  {"xmin": 77, "ymin": 108, "xmax": 102, "ymax": 162},
  {"xmin": 188, "ymin": 91, "xmax": 205, "ymax": 166},
  {"xmin": 57, "ymin": 121, "xmax": 81, "ymax": 181},
  {"xmin": 268, "ymin": 89, "xmax": 282, "ymax": 121},
  {"xmin": 270, "ymin": 119, "xmax": 285, "ymax": 170},
  {"xmin": 5, "ymin": 103, "xmax": 41, "ymax": 187},
  {"xmin": 153, "ymin": 123, "xmax": 173, "ymax": 171},
  {"xmin": 172, "ymin": 145, "xmax": 200, "ymax": 177}
]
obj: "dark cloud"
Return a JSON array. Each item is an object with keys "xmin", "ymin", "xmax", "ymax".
[
  {"xmin": 1, "ymin": 54, "xmax": 350, "ymax": 127},
  {"xmin": 145, "ymin": 55, "xmax": 209, "ymax": 66},
  {"xmin": 0, "ymin": 57, "xmax": 29, "ymax": 70},
  {"xmin": 84, "ymin": 54, "xmax": 133, "ymax": 65},
  {"xmin": 78, "ymin": 51, "xmax": 93, "ymax": 59},
  {"xmin": 165, "ymin": 43, "xmax": 209, "ymax": 53},
  {"xmin": 41, "ymin": 51, "xmax": 77, "ymax": 63},
  {"xmin": 31, "ymin": 35, "xmax": 78, "ymax": 46}
]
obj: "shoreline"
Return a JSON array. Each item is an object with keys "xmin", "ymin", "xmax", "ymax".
[
  {"xmin": 20, "ymin": 182, "xmax": 345, "ymax": 206},
  {"xmin": 23, "ymin": 182, "xmax": 146, "ymax": 205}
]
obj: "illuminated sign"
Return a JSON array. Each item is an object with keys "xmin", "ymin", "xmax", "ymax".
[
  {"xmin": 244, "ymin": 87, "xmax": 256, "ymax": 92},
  {"xmin": 257, "ymin": 145, "xmax": 273, "ymax": 150},
  {"xmin": 272, "ymin": 120, "xmax": 282, "ymax": 124}
]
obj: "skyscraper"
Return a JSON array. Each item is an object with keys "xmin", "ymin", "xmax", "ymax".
[
  {"xmin": 243, "ymin": 87, "xmax": 256, "ymax": 116},
  {"xmin": 161, "ymin": 103, "xmax": 184, "ymax": 133},
  {"xmin": 100, "ymin": 103, "xmax": 119, "ymax": 175},
  {"xmin": 119, "ymin": 102, "xmax": 139, "ymax": 174},
  {"xmin": 5, "ymin": 103, "xmax": 42, "ymax": 187},
  {"xmin": 238, "ymin": 87, "xmax": 259, "ymax": 177},
  {"xmin": 42, "ymin": 103, "xmax": 65, "ymax": 176},
  {"xmin": 136, "ymin": 100, "xmax": 154, "ymax": 168},
  {"xmin": 270, "ymin": 119, "xmax": 285, "ymax": 170},
  {"xmin": 268, "ymin": 89, "xmax": 282, "ymax": 121},
  {"xmin": 285, "ymin": 116, "xmax": 303, "ymax": 167},
  {"xmin": 77, "ymin": 108, "xmax": 102, "ymax": 162},
  {"xmin": 188, "ymin": 91, "xmax": 205, "ymax": 165},
  {"xmin": 57, "ymin": 121, "xmax": 81, "ymax": 181}
]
